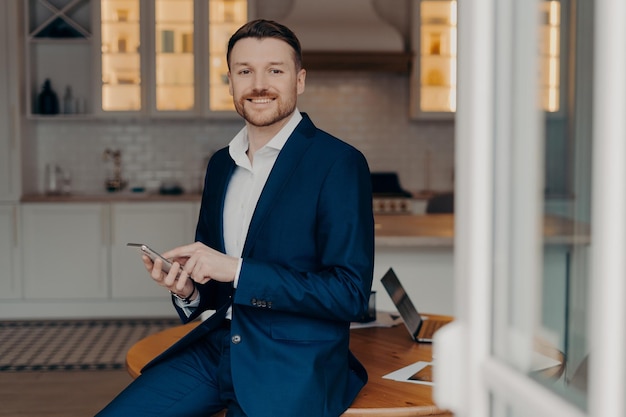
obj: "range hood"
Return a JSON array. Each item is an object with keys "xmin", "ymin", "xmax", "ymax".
[{"xmin": 281, "ymin": 0, "xmax": 411, "ymax": 73}]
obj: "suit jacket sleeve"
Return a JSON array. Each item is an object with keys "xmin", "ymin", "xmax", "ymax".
[{"xmin": 233, "ymin": 136, "xmax": 375, "ymax": 323}]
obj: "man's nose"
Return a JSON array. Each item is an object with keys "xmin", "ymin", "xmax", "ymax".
[{"xmin": 252, "ymin": 73, "xmax": 269, "ymax": 90}]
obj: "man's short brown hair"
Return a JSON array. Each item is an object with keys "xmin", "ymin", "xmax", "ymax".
[{"xmin": 227, "ymin": 19, "xmax": 303, "ymax": 70}]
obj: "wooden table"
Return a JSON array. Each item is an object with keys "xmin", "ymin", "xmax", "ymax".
[
  {"xmin": 343, "ymin": 322, "xmax": 453, "ymax": 416},
  {"xmin": 126, "ymin": 316, "xmax": 453, "ymax": 417}
]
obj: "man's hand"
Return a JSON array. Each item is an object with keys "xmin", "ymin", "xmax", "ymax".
[
  {"xmin": 162, "ymin": 242, "xmax": 239, "ymax": 285},
  {"xmin": 142, "ymin": 255, "xmax": 195, "ymax": 298}
]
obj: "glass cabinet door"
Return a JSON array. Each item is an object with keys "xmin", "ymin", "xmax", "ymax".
[
  {"xmin": 208, "ymin": 0, "xmax": 247, "ymax": 111},
  {"xmin": 96, "ymin": 0, "xmax": 247, "ymax": 116},
  {"xmin": 418, "ymin": 0, "xmax": 457, "ymax": 114},
  {"xmin": 539, "ymin": 1, "xmax": 561, "ymax": 113},
  {"xmin": 100, "ymin": 0, "xmax": 141, "ymax": 111},
  {"xmin": 411, "ymin": 0, "xmax": 561, "ymax": 120},
  {"xmin": 155, "ymin": 0, "xmax": 195, "ymax": 111}
]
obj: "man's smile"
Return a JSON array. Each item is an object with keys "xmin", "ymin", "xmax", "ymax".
[{"xmin": 247, "ymin": 97, "xmax": 275, "ymax": 104}]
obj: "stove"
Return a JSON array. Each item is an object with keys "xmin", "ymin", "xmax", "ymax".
[{"xmin": 371, "ymin": 172, "xmax": 414, "ymax": 214}]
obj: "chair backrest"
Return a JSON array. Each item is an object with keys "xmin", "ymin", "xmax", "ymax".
[
  {"xmin": 426, "ymin": 192, "xmax": 454, "ymax": 214},
  {"xmin": 371, "ymin": 172, "xmax": 412, "ymax": 197}
]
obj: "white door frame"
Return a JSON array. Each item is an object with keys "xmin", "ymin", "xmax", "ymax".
[
  {"xmin": 434, "ymin": 0, "xmax": 626, "ymax": 416},
  {"xmin": 588, "ymin": 0, "xmax": 626, "ymax": 415}
]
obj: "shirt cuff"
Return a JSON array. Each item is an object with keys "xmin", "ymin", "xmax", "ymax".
[
  {"xmin": 233, "ymin": 258, "xmax": 243, "ymax": 288},
  {"xmin": 173, "ymin": 291, "xmax": 200, "ymax": 317}
]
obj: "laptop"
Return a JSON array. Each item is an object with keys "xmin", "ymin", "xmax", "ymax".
[{"xmin": 380, "ymin": 268, "xmax": 452, "ymax": 343}]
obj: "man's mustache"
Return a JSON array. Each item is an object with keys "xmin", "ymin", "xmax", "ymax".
[{"xmin": 247, "ymin": 89, "xmax": 272, "ymax": 98}]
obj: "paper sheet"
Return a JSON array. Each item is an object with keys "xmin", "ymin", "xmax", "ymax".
[
  {"xmin": 383, "ymin": 361, "xmax": 434, "ymax": 386},
  {"xmin": 382, "ymin": 353, "xmax": 561, "ymax": 388}
]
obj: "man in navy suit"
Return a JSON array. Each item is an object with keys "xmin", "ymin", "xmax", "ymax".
[{"xmin": 97, "ymin": 19, "xmax": 374, "ymax": 417}]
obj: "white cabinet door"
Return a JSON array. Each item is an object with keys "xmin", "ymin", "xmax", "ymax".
[
  {"xmin": 0, "ymin": 1, "xmax": 20, "ymax": 201},
  {"xmin": 21, "ymin": 204, "xmax": 109, "ymax": 299},
  {"xmin": 0, "ymin": 204, "xmax": 21, "ymax": 299},
  {"xmin": 110, "ymin": 202, "xmax": 197, "ymax": 298}
]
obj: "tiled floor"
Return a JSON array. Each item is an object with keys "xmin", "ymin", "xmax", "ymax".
[
  {"xmin": 0, "ymin": 318, "xmax": 184, "ymax": 416},
  {"xmin": 0, "ymin": 318, "xmax": 179, "ymax": 371}
]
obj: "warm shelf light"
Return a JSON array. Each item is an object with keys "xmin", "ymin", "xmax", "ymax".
[
  {"xmin": 418, "ymin": 0, "xmax": 560, "ymax": 115},
  {"xmin": 208, "ymin": 0, "xmax": 247, "ymax": 111},
  {"xmin": 155, "ymin": 0, "xmax": 195, "ymax": 111},
  {"xmin": 419, "ymin": 0, "xmax": 457, "ymax": 114},
  {"xmin": 100, "ymin": 0, "xmax": 141, "ymax": 111},
  {"xmin": 542, "ymin": 1, "xmax": 560, "ymax": 113}
]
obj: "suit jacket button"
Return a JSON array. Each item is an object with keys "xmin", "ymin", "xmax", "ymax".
[
  {"xmin": 251, "ymin": 298, "xmax": 257, "ymax": 306},
  {"xmin": 231, "ymin": 335, "xmax": 241, "ymax": 344}
]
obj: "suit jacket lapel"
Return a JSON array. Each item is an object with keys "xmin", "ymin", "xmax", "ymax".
[
  {"xmin": 241, "ymin": 114, "xmax": 316, "ymax": 257},
  {"xmin": 210, "ymin": 153, "xmax": 236, "ymax": 252}
]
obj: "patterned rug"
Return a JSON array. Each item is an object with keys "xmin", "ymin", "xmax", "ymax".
[{"xmin": 0, "ymin": 318, "xmax": 181, "ymax": 372}]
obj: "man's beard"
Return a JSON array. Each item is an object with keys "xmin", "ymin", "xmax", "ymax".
[{"xmin": 234, "ymin": 89, "xmax": 296, "ymax": 128}]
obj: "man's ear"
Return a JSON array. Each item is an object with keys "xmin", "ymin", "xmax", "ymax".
[{"xmin": 297, "ymin": 68, "xmax": 306, "ymax": 95}]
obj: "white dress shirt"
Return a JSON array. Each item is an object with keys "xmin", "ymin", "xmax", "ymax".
[{"xmin": 175, "ymin": 110, "xmax": 303, "ymax": 317}]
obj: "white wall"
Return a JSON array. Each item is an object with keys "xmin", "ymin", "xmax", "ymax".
[{"xmin": 24, "ymin": 71, "xmax": 456, "ymax": 196}]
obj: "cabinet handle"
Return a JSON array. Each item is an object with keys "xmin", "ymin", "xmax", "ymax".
[
  {"xmin": 102, "ymin": 206, "xmax": 110, "ymax": 245},
  {"xmin": 9, "ymin": 106, "xmax": 17, "ymax": 151},
  {"xmin": 12, "ymin": 205, "xmax": 18, "ymax": 247},
  {"xmin": 10, "ymin": 105, "xmax": 17, "ymax": 151}
]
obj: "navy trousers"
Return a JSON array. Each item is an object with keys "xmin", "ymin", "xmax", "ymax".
[{"xmin": 96, "ymin": 326, "xmax": 245, "ymax": 417}]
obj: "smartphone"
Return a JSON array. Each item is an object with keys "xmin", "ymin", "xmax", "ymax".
[{"xmin": 127, "ymin": 243, "xmax": 174, "ymax": 273}]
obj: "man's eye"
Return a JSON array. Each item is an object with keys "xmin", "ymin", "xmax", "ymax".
[
  {"xmin": 239, "ymin": 69, "xmax": 250, "ymax": 75},
  {"xmin": 269, "ymin": 69, "xmax": 283, "ymax": 74}
]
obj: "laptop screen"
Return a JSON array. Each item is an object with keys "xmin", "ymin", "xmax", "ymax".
[{"xmin": 380, "ymin": 268, "xmax": 422, "ymax": 339}]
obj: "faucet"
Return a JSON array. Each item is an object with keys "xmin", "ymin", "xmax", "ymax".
[{"xmin": 103, "ymin": 148, "xmax": 127, "ymax": 192}]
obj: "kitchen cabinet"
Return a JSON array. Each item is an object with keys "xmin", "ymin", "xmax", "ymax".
[
  {"xmin": 0, "ymin": 204, "xmax": 22, "ymax": 299},
  {"xmin": 6, "ymin": 201, "xmax": 199, "ymax": 318},
  {"xmin": 539, "ymin": 0, "xmax": 563, "ymax": 113},
  {"xmin": 410, "ymin": 0, "xmax": 457, "ymax": 120},
  {"xmin": 25, "ymin": 0, "xmax": 250, "ymax": 118},
  {"xmin": 0, "ymin": 0, "xmax": 21, "ymax": 200},
  {"xmin": 21, "ymin": 203, "xmax": 109, "ymax": 299},
  {"xmin": 409, "ymin": 0, "xmax": 563, "ymax": 120},
  {"xmin": 24, "ymin": 0, "xmax": 92, "ymax": 117},
  {"xmin": 110, "ymin": 202, "xmax": 198, "ymax": 298},
  {"xmin": 97, "ymin": 0, "xmax": 249, "ymax": 116}
]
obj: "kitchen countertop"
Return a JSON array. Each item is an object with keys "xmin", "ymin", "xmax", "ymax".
[
  {"xmin": 375, "ymin": 214, "xmax": 454, "ymax": 247},
  {"xmin": 21, "ymin": 192, "xmax": 203, "ymax": 203},
  {"xmin": 374, "ymin": 214, "xmax": 590, "ymax": 247},
  {"xmin": 20, "ymin": 195, "xmax": 589, "ymax": 248}
]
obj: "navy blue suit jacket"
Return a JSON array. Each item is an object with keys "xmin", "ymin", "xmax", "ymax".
[{"xmin": 145, "ymin": 113, "xmax": 375, "ymax": 417}]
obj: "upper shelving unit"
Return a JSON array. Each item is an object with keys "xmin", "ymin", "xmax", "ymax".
[
  {"xmin": 419, "ymin": 0, "xmax": 457, "ymax": 114},
  {"xmin": 539, "ymin": 1, "xmax": 561, "ymax": 113},
  {"xmin": 25, "ymin": 0, "xmax": 93, "ymax": 117},
  {"xmin": 208, "ymin": 0, "xmax": 247, "ymax": 111},
  {"xmin": 154, "ymin": 0, "xmax": 195, "ymax": 111},
  {"xmin": 100, "ymin": 0, "xmax": 141, "ymax": 111},
  {"xmin": 409, "ymin": 0, "xmax": 457, "ymax": 120},
  {"xmin": 97, "ymin": 0, "xmax": 247, "ymax": 115},
  {"xmin": 28, "ymin": 0, "xmax": 91, "ymax": 40},
  {"xmin": 411, "ymin": 0, "xmax": 562, "ymax": 120}
]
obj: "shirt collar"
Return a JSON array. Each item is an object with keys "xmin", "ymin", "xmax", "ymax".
[{"xmin": 229, "ymin": 109, "xmax": 303, "ymax": 167}]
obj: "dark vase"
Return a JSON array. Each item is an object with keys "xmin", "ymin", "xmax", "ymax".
[{"xmin": 38, "ymin": 79, "xmax": 59, "ymax": 115}]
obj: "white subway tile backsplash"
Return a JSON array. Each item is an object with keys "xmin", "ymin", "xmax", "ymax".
[{"xmin": 26, "ymin": 73, "xmax": 455, "ymax": 196}]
